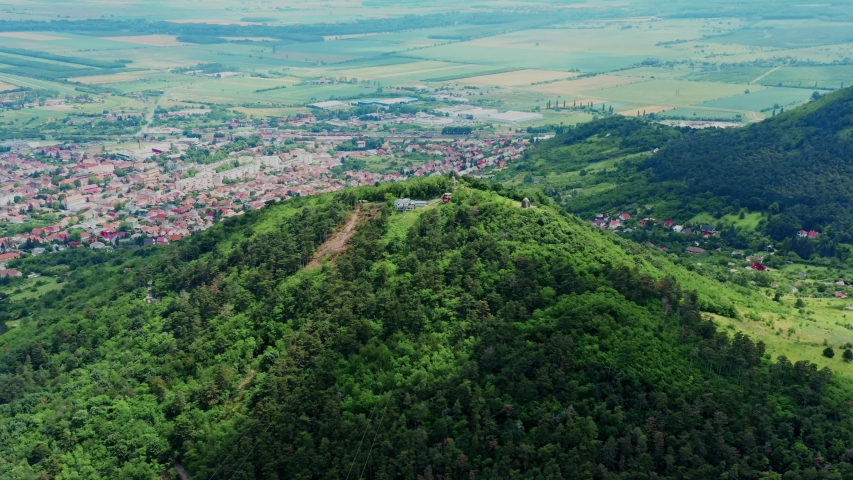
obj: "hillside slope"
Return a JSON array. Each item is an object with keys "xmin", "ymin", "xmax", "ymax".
[
  {"xmin": 1, "ymin": 178, "xmax": 853, "ymax": 479},
  {"xmin": 509, "ymin": 88, "xmax": 853, "ymax": 249}
]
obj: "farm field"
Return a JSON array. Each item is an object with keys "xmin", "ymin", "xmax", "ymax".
[
  {"xmin": 699, "ymin": 87, "xmax": 814, "ymax": 112},
  {"xmin": 654, "ymin": 107, "xmax": 748, "ymax": 121},
  {"xmin": 460, "ymin": 69, "xmax": 578, "ymax": 86},
  {"xmin": 0, "ymin": 6, "xmax": 850, "ymax": 130},
  {"xmin": 593, "ymin": 78, "xmax": 761, "ymax": 108},
  {"xmin": 759, "ymin": 65, "xmax": 853, "ymax": 90}
]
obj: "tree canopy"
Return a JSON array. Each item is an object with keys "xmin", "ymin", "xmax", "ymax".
[{"xmin": 1, "ymin": 177, "xmax": 852, "ymax": 479}]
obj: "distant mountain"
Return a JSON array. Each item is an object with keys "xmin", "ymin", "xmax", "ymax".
[
  {"xmin": 504, "ymin": 88, "xmax": 853, "ymax": 253},
  {"xmin": 1, "ymin": 177, "xmax": 853, "ymax": 478}
]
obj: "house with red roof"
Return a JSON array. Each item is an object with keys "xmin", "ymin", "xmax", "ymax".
[{"xmin": 0, "ymin": 252, "xmax": 22, "ymax": 262}]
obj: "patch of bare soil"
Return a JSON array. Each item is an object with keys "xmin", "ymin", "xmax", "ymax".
[{"xmin": 307, "ymin": 204, "xmax": 376, "ymax": 269}]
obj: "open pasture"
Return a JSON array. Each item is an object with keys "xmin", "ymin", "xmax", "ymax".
[{"xmin": 714, "ymin": 297, "xmax": 853, "ymax": 379}]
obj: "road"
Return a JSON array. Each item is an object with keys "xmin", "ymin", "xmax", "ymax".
[
  {"xmin": 750, "ymin": 66, "xmax": 782, "ymax": 85},
  {"xmin": 137, "ymin": 89, "xmax": 169, "ymax": 138}
]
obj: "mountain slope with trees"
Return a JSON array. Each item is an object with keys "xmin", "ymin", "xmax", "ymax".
[
  {"xmin": 1, "ymin": 177, "xmax": 853, "ymax": 479},
  {"xmin": 502, "ymin": 88, "xmax": 853, "ymax": 254}
]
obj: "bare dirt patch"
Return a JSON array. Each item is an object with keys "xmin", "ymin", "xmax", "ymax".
[
  {"xmin": 0, "ymin": 81, "xmax": 18, "ymax": 91},
  {"xmin": 238, "ymin": 369, "xmax": 256, "ymax": 389},
  {"xmin": 105, "ymin": 35, "xmax": 193, "ymax": 47},
  {"xmin": 68, "ymin": 73, "xmax": 140, "ymax": 84},
  {"xmin": 0, "ymin": 32, "xmax": 64, "ymax": 41},
  {"xmin": 307, "ymin": 204, "xmax": 375, "ymax": 269}
]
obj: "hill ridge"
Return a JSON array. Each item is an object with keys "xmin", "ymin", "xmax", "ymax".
[{"xmin": 0, "ymin": 177, "xmax": 852, "ymax": 479}]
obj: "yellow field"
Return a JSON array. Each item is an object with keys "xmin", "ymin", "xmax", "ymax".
[
  {"xmin": 0, "ymin": 32, "xmax": 64, "ymax": 41},
  {"xmin": 0, "ymin": 81, "xmax": 18, "ymax": 91},
  {"xmin": 105, "ymin": 35, "xmax": 193, "ymax": 47},
  {"xmin": 618, "ymin": 105, "xmax": 678, "ymax": 116},
  {"xmin": 68, "ymin": 73, "xmax": 141, "ymax": 84},
  {"xmin": 461, "ymin": 69, "xmax": 578, "ymax": 86}
]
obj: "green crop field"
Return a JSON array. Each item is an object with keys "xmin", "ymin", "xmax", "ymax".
[
  {"xmin": 759, "ymin": 65, "xmax": 853, "ymax": 90},
  {"xmin": 687, "ymin": 67, "xmax": 772, "ymax": 84},
  {"xmin": 699, "ymin": 87, "xmax": 814, "ymax": 111},
  {"xmin": 654, "ymin": 108, "xmax": 746, "ymax": 121},
  {"xmin": 0, "ymin": 4, "xmax": 849, "ymax": 127},
  {"xmin": 593, "ymin": 78, "xmax": 757, "ymax": 108}
]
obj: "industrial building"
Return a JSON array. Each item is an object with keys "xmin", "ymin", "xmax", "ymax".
[
  {"xmin": 306, "ymin": 100, "xmax": 351, "ymax": 110},
  {"xmin": 357, "ymin": 97, "xmax": 419, "ymax": 107}
]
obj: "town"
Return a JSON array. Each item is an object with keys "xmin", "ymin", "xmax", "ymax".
[{"xmin": 0, "ymin": 107, "xmax": 532, "ymax": 274}]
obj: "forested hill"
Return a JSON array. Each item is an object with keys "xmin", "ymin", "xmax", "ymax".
[
  {"xmin": 513, "ymin": 87, "xmax": 853, "ymax": 245},
  {"xmin": 2, "ymin": 177, "xmax": 853, "ymax": 479}
]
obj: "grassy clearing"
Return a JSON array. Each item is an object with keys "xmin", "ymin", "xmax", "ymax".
[
  {"xmin": 3, "ymin": 276, "xmax": 62, "ymax": 302},
  {"xmin": 719, "ymin": 211, "xmax": 764, "ymax": 230},
  {"xmin": 715, "ymin": 296, "xmax": 853, "ymax": 379}
]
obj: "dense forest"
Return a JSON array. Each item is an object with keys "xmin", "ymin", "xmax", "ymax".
[
  {"xmin": 1, "ymin": 177, "xmax": 853, "ymax": 479},
  {"xmin": 502, "ymin": 88, "xmax": 853, "ymax": 255}
]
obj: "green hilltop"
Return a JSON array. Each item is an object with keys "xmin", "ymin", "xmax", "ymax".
[{"xmin": 2, "ymin": 177, "xmax": 853, "ymax": 478}]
